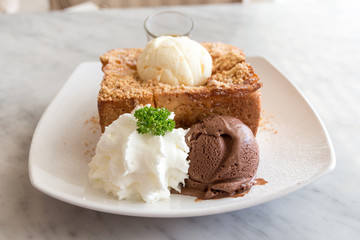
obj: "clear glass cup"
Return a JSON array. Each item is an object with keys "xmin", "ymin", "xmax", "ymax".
[{"xmin": 144, "ymin": 11, "xmax": 195, "ymax": 41}]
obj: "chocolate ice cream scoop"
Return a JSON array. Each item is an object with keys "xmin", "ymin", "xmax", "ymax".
[{"xmin": 181, "ymin": 115, "xmax": 259, "ymax": 199}]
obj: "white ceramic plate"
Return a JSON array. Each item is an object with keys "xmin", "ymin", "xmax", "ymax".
[{"xmin": 29, "ymin": 57, "xmax": 335, "ymax": 218}]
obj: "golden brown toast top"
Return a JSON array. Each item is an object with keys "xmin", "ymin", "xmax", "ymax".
[{"xmin": 99, "ymin": 42, "xmax": 261, "ymax": 101}]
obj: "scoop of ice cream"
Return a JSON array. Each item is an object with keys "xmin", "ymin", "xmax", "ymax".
[
  {"xmin": 181, "ymin": 115, "xmax": 259, "ymax": 199},
  {"xmin": 88, "ymin": 106, "xmax": 189, "ymax": 203},
  {"xmin": 137, "ymin": 36, "xmax": 212, "ymax": 86}
]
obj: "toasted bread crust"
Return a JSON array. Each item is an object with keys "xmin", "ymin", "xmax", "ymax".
[{"xmin": 98, "ymin": 43, "xmax": 262, "ymax": 134}]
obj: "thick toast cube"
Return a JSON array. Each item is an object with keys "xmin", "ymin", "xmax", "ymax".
[{"xmin": 98, "ymin": 43, "xmax": 262, "ymax": 134}]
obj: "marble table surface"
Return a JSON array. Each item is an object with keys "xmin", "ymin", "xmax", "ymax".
[{"xmin": 1, "ymin": 0, "xmax": 359, "ymax": 239}]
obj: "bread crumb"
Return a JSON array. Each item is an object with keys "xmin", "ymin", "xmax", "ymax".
[
  {"xmin": 83, "ymin": 115, "xmax": 101, "ymax": 162},
  {"xmin": 259, "ymin": 109, "xmax": 278, "ymax": 134}
]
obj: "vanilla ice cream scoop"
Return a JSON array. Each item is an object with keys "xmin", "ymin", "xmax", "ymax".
[{"xmin": 137, "ymin": 36, "xmax": 212, "ymax": 86}]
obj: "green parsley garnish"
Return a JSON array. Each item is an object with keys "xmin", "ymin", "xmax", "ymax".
[{"xmin": 134, "ymin": 106, "xmax": 175, "ymax": 136}]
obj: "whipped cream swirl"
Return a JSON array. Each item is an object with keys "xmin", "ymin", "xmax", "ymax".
[{"xmin": 88, "ymin": 106, "xmax": 189, "ymax": 203}]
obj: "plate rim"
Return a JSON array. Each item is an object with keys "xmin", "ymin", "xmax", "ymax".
[{"xmin": 28, "ymin": 57, "xmax": 336, "ymax": 218}]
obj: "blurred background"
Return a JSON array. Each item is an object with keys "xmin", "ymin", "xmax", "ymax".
[{"xmin": 1, "ymin": 0, "xmax": 294, "ymax": 14}]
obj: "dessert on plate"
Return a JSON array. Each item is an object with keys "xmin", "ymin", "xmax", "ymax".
[
  {"xmin": 181, "ymin": 115, "xmax": 259, "ymax": 199},
  {"xmin": 89, "ymin": 36, "xmax": 262, "ymax": 203},
  {"xmin": 98, "ymin": 36, "xmax": 261, "ymax": 135},
  {"xmin": 89, "ymin": 105, "xmax": 189, "ymax": 203}
]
